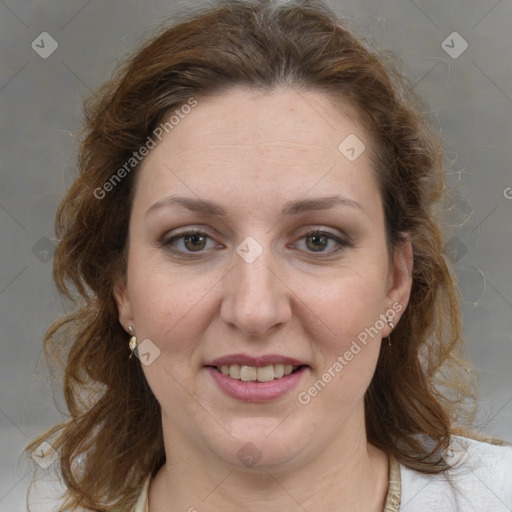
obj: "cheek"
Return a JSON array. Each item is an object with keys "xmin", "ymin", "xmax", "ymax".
[
  {"xmin": 298, "ymin": 262, "xmax": 389, "ymax": 344},
  {"xmin": 296, "ymin": 275, "xmax": 387, "ymax": 412},
  {"xmin": 126, "ymin": 252, "xmax": 217, "ymax": 354}
]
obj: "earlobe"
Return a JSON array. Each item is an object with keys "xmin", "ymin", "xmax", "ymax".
[{"xmin": 113, "ymin": 278, "xmax": 133, "ymax": 332}]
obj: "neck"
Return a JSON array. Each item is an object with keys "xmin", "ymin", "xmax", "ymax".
[{"xmin": 149, "ymin": 411, "xmax": 389, "ymax": 512}]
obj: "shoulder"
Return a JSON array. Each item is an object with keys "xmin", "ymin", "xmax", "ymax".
[
  {"xmin": 129, "ymin": 474, "xmax": 151, "ymax": 512},
  {"xmin": 399, "ymin": 435, "xmax": 512, "ymax": 511},
  {"xmin": 103, "ymin": 475, "xmax": 150, "ymax": 512}
]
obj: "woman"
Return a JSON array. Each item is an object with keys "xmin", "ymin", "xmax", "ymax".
[{"xmin": 25, "ymin": 1, "xmax": 512, "ymax": 511}]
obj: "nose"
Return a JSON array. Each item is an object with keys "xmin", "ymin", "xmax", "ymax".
[{"xmin": 220, "ymin": 244, "xmax": 292, "ymax": 337}]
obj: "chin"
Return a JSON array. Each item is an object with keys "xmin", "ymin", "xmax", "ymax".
[{"xmin": 204, "ymin": 417, "xmax": 311, "ymax": 471}]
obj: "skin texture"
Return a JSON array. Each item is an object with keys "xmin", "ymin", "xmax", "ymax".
[{"xmin": 114, "ymin": 87, "xmax": 413, "ymax": 511}]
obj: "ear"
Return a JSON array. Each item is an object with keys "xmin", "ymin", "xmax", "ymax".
[
  {"xmin": 113, "ymin": 276, "xmax": 134, "ymax": 333},
  {"xmin": 385, "ymin": 234, "xmax": 413, "ymax": 329}
]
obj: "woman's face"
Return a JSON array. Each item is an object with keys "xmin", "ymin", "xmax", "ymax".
[{"xmin": 115, "ymin": 87, "xmax": 412, "ymax": 470}]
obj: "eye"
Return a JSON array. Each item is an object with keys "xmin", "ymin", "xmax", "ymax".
[
  {"xmin": 160, "ymin": 228, "xmax": 349, "ymax": 257},
  {"xmin": 161, "ymin": 229, "xmax": 219, "ymax": 255},
  {"xmin": 294, "ymin": 230, "xmax": 348, "ymax": 254}
]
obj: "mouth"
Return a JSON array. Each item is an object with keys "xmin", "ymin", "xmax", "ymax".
[
  {"xmin": 205, "ymin": 363, "xmax": 309, "ymax": 402},
  {"xmin": 210, "ymin": 364, "xmax": 306, "ymax": 382},
  {"xmin": 203, "ymin": 354, "xmax": 310, "ymax": 401}
]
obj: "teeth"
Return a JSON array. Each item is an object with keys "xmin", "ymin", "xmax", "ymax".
[
  {"xmin": 218, "ymin": 364, "xmax": 300, "ymax": 382},
  {"xmin": 274, "ymin": 364, "xmax": 285, "ymax": 378},
  {"xmin": 240, "ymin": 365, "xmax": 257, "ymax": 381},
  {"xmin": 256, "ymin": 365, "xmax": 274, "ymax": 382}
]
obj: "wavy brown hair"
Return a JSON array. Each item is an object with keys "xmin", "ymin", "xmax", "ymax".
[{"xmin": 25, "ymin": 0, "xmax": 479, "ymax": 510}]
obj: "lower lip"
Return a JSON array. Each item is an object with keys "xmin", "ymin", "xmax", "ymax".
[{"xmin": 206, "ymin": 366, "xmax": 308, "ymax": 402}]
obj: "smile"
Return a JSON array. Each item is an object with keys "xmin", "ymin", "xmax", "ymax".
[{"xmin": 216, "ymin": 364, "xmax": 302, "ymax": 382}]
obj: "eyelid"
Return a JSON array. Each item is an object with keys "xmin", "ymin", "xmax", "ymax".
[
  {"xmin": 159, "ymin": 226, "xmax": 351, "ymax": 257},
  {"xmin": 159, "ymin": 228, "xmax": 222, "ymax": 256},
  {"xmin": 291, "ymin": 228, "xmax": 350, "ymax": 253}
]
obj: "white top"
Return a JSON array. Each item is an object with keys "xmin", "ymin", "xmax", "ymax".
[
  {"xmin": 399, "ymin": 436, "xmax": 512, "ymax": 511},
  {"xmin": 129, "ymin": 436, "xmax": 512, "ymax": 511}
]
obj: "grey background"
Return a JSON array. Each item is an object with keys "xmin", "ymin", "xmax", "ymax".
[{"xmin": 1, "ymin": 0, "xmax": 511, "ymax": 510}]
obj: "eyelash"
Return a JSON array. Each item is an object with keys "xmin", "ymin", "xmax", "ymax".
[{"xmin": 160, "ymin": 228, "xmax": 350, "ymax": 258}]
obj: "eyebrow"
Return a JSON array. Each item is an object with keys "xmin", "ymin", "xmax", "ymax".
[{"xmin": 146, "ymin": 194, "xmax": 364, "ymax": 217}]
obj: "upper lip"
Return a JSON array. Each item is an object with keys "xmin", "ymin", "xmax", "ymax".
[{"xmin": 205, "ymin": 353, "xmax": 308, "ymax": 367}]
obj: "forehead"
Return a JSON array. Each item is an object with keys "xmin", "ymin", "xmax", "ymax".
[
  {"xmin": 157, "ymin": 87, "xmax": 366, "ymax": 154},
  {"xmin": 133, "ymin": 87, "xmax": 380, "ymax": 213}
]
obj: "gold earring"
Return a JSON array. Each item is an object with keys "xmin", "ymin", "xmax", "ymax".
[
  {"xmin": 128, "ymin": 326, "xmax": 137, "ymax": 359},
  {"xmin": 386, "ymin": 316, "xmax": 394, "ymax": 347}
]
